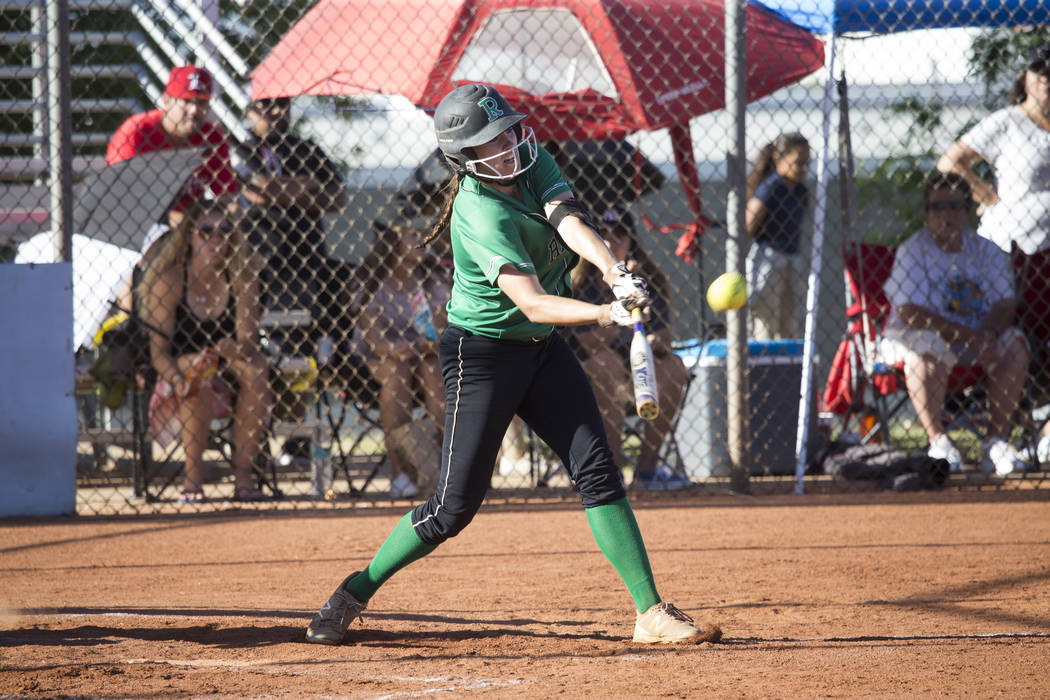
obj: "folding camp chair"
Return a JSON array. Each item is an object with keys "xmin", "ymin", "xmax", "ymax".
[
  {"xmin": 823, "ymin": 241, "xmax": 987, "ymax": 453},
  {"xmin": 313, "ymin": 333, "xmax": 446, "ymax": 497},
  {"xmin": 534, "ymin": 338, "xmax": 701, "ymax": 489},
  {"xmin": 1009, "ymin": 247, "xmax": 1050, "ymax": 466},
  {"xmin": 136, "ymin": 307, "xmax": 315, "ymax": 503},
  {"xmin": 315, "ymin": 350, "xmax": 390, "ymax": 495}
]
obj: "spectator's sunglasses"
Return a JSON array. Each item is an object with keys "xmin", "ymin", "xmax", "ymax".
[{"xmin": 197, "ymin": 223, "xmax": 235, "ymax": 239}]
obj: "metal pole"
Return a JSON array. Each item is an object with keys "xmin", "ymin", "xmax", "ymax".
[
  {"xmin": 794, "ymin": 32, "xmax": 837, "ymax": 494},
  {"xmin": 47, "ymin": 0, "xmax": 73, "ymax": 262},
  {"xmin": 31, "ymin": 2, "xmax": 47, "ymax": 170},
  {"xmin": 725, "ymin": 0, "xmax": 749, "ymax": 492}
]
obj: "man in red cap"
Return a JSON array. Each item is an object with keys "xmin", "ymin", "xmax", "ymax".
[{"xmin": 106, "ymin": 65, "xmax": 239, "ymax": 236}]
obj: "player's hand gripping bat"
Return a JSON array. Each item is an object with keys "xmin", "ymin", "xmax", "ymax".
[{"xmin": 629, "ymin": 307, "xmax": 659, "ymax": 420}]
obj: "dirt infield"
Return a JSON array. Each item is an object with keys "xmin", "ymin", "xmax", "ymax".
[{"xmin": 2, "ymin": 491, "xmax": 1049, "ymax": 698}]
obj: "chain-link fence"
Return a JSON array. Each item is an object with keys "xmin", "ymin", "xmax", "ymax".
[{"xmin": 3, "ymin": 0, "xmax": 1050, "ymax": 515}]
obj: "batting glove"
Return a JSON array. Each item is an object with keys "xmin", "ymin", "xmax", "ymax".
[
  {"xmin": 605, "ymin": 261, "xmax": 651, "ymax": 305},
  {"xmin": 599, "ymin": 299, "xmax": 649, "ymax": 327}
]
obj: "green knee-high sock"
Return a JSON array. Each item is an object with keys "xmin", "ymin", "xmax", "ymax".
[
  {"xmin": 345, "ymin": 512, "xmax": 438, "ymax": 603},
  {"xmin": 586, "ymin": 497, "xmax": 660, "ymax": 612}
]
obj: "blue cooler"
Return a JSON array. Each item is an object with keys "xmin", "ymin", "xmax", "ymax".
[{"xmin": 674, "ymin": 339, "xmax": 809, "ymax": 478}]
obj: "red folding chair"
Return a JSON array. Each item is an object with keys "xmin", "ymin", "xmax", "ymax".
[
  {"xmin": 1012, "ymin": 246, "xmax": 1050, "ymax": 347},
  {"xmin": 822, "ymin": 241, "xmax": 985, "ymax": 447},
  {"xmin": 1011, "ymin": 247, "xmax": 1050, "ymax": 462}
]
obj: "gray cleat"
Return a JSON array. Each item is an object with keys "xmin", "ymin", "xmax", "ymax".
[{"xmin": 305, "ymin": 572, "xmax": 367, "ymax": 645}]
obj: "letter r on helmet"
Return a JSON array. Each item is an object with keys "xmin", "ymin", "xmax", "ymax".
[{"xmin": 478, "ymin": 96, "xmax": 504, "ymax": 122}]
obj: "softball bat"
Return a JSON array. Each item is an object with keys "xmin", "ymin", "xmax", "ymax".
[{"xmin": 629, "ymin": 307, "xmax": 659, "ymax": 420}]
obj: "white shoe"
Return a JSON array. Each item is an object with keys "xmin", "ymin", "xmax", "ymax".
[
  {"xmin": 927, "ymin": 433, "xmax": 963, "ymax": 473},
  {"xmin": 498, "ymin": 455, "xmax": 532, "ymax": 477},
  {"xmin": 981, "ymin": 438, "xmax": 1028, "ymax": 476},
  {"xmin": 389, "ymin": 472, "xmax": 418, "ymax": 499},
  {"xmin": 1037, "ymin": 434, "xmax": 1050, "ymax": 465},
  {"xmin": 632, "ymin": 601, "xmax": 723, "ymax": 644},
  {"xmin": 633, "ymin": 465, "xmax": 693, "ymax": 491}
]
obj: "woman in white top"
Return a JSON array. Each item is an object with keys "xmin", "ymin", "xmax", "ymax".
[
  {"xmin": 938, "ymin": 45, "xmax": 1050, "ymax": 252},
  {"xmin": 938, "ymin": 44, "xmax": 1050, "ymax": 343}
]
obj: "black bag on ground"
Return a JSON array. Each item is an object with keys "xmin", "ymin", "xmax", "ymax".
[
  {"xmin": 89, "ymin": 314, "xmax": 150, "ymax": 408},
  {"xmin": 820, "ymin": 442, "xmax": 949, "ymax": 491}
]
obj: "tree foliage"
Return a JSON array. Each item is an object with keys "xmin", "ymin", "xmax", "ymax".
[{"xmin": 854, "ymin": 27, "xmax": 1050, "ymax": 245}]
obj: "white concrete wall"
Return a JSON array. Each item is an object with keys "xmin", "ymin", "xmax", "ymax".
[{"xmin": 0, "ymin": 263, "xmax": 77, "ymax": 517}]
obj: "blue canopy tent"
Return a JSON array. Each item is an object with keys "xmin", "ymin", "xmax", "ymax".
[
  {"xmin": 757, "ymin": 0, "xmax": 1050, "ymax": 35},
  {"xmin": 753, "ymin": 0, "xmax": 1050, "ymax": 492}
]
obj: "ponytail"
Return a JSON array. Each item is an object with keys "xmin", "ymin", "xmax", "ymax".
[
  {"xmin": 422, "ymin": 172, "xmax": 461, "ymax": 247},
  {"xmin": 746, "ymin": 142, "xmax": 778, "ymax": 199}
]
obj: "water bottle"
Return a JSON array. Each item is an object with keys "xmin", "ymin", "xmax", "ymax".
[
  {"xmin": 410, "ymin": 287, "xmax": 438, "ymax": 341},
  {"xmin": 317, "ymin": 334, "xmax": 335, "ymax": 365},
  {"xmin": 310, "ymin": 440, "xmax": 333, "ymax": 500}
]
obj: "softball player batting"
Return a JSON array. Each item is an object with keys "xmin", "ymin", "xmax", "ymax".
[{"xmin": 306, "ymin": 84, "xmax": 722, "ymax": 646}]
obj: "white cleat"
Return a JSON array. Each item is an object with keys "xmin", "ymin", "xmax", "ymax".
[{"xmin": 632, "ymin": 601, "xmax": 723, "ymax": 644}]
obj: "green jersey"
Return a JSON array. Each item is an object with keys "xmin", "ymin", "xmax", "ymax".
[{"xmin": 446, "ymin": 144, "xmax": 578, "ymax": 341}]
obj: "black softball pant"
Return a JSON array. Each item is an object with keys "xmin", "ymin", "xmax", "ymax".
[{"xmin": 411, "ymin": 325, "xmax": 627, "ymax": 544}]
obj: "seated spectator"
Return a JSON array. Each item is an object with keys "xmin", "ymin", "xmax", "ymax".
[
  {"xmin": 880, "ymin": 172, "xmax": 1030, "ymax": 475},
  {"xmin": 568, "ymin": 205, "xmax": 691, "ymax": 490},
  {"xmin": 138, "ymin": 201, "xmax": 274, "ymax": 502},
  {"xmin": 358, "ymin": 222, "xmax": 450, "ymax": 498},
  {"xmin": 107, "ymin": 65, "xmax": 239, "ymax": 249},
  {"xmin": 236, "ymin": 96, "xmax": 347, "ymax": 464}
]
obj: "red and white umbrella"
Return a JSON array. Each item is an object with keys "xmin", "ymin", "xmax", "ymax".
[{"xmin": 250, "ymin": 0, "xmax": 824, "ymax": 256}]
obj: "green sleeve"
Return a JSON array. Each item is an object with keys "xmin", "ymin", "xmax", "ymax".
[{"xmin": 528, "ymin": 146, "xmax": 573, "ymax": 204}]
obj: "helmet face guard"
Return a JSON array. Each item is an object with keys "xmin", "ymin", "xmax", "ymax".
[
  {"xmin": 434, "ymin": 84, "xmax": 535, "ymax": 179},
  {"xmin": 464, "ymin": 126, "xmax": 537, "ymax": 181}
]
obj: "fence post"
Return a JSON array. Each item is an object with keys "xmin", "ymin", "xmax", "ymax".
[
  {"xmin": 47, "ymin": 0, "xmax": 73, "ymax": 262},
  {"xmin": 725, "ymin": 0, "xmax": 750, "ymax": 493}
]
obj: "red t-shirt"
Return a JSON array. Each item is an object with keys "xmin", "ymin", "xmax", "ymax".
[{"xmin": 106, "ymin": 109, "xmax": 239, "ymax": 212}]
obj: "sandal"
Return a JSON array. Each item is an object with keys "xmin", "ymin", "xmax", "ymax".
[
  {"xmin": 233, "ymin": 484, "xmax": 267, "ymax": 502},
  {"xmin": 178, "ymin": 490, "xmax": 205, "ymax": 504}
]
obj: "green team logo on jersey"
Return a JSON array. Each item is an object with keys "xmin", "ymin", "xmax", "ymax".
[
  {"xmin": 547, "ymin": 235, "xmax": 566, "ymax": 262},
  {"xmin": 478, "ymin": 96, "xmax": 504, "ymax": 122}
]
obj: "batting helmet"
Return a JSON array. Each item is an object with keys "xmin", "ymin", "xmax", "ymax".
[{"xmin": 433, "ymin": 84, "xmax": 535, "ymax": 180}]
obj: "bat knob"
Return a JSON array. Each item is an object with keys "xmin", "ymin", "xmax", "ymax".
[{"xmin": 637, "ymin": 403, "xmax": 660, "ymax": 421}]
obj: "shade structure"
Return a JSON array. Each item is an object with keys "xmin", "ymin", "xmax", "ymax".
[
  {"xmin": 16, "ymin": 233, "xmax": 140, "ymax": 351},
  {"xmin": 756, "ymin": 0, "xmax": 1050, "ymax": 490},
  {"xmin": 74, "ymin": 148, "xmax": 203, "ymax": 251},
  {"xmin": 250, "ymin": 0, "xmax": 824, "ymax": 261},
  {"xmin": 756, "ymin": 0, "xmax": 1050, "ymax": 36},
  {"xmin": 250, "ymin": 0, "xmax": 824, "ymax": 141}
]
